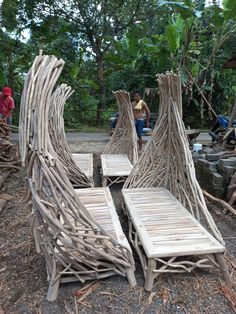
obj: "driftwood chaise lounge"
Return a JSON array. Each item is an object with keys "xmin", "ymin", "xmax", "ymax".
[
  {"xmin": 101, "ymin": 90, "xmax": 138, "ymax": 186},
  {"xmin": 49, "ymin": 84, "xmax": 93, "ymax": 187},
  {"xmin": 19, "ymin": 53, "xmax": 136, "ymax": 301},
  {"xmin": 122, "ymin": 72, "xmax": 230, "ymax": 291}
]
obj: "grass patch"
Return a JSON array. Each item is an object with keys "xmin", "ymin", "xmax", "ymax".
[{"xmin": 65, "ymin": 124, "xmax": 107, "ymax": 133}]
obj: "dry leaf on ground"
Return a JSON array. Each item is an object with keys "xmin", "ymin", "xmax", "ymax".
[
  {"xmin": 221, "ymin": 284, "xmax": 236, "ymax": 310},
  {"xmin": 0, "ymin": 194, "xmax": 14, "ymax": 201},
  {"xmin": 146, "ymin": 291, "xmax": 156, "ymax": 305}
]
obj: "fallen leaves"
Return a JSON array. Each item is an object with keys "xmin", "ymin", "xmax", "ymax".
[
  {"xmin": 159, "ymin": 287, "xmax": 170, "ymax": 305},
  {"xmin": 221, "ymin": 284, "xmax": 236, "ymax": 311},
  {"xmin": 0, "ymin": 194, "xmax": 14, "ymax": 201},
  {"xmin": 146, "ymin": 291, "xmax": 156, "ymax": 305},
  {"xmin": 74, "ymin": 281, "xmax": 100, "ymax": 310}
]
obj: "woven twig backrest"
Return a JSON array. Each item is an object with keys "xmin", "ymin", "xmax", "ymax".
[
  {"xmin": 124, "ymin": 72, "xmax": 223, "ymax": 244},
  {"xmin": 19, "ymin": 54, "xmax": 133, "ymax": 280},
  {"xmin": 49, "ymin": 84, "xmax": 93, "ymax": 187},
  {"xmin": 103, "ymin": 90, "xmax": 138, "ymax": 164}
]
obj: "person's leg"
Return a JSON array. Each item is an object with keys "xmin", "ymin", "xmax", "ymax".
[
  {"xmin": 6, "ymin": 116, "xmax": 12, "ymax": 125},
  {"xmin": 135, "ymin": 119, "xmax": 144, "ymax": 151},
  {"xmin": 138, "ymin": 136, "xmax": 143, "ymax": 150}
]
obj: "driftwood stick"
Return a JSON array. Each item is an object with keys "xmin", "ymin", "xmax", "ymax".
[
  {"xmin": 0, "ymin": 163, "xmax": 20, "ymax": 170},
  {"xmin": 125, "ymin": 72, "xmax": 224, "ymax": 244},
  {"xmin": 203, "ymin": 190, "xmax": 236, "ymax": 216},
  {"xmin": 186, "ymin": 69, "xmax": 218, "ymax": 119},
  {"xmin": 0, "ymin": 170, "xmax": 12, "ymax": 190},
  {"xmin": 19, "ymin": 53, "xmax": 136, "ymax": 301},
  {"xmin": 0, "ymin": 199, "xmax": 7, "ymax": 214},
  {"xmin": 103, "ymin": 90, "xmax": 138, "ymax": 165}
]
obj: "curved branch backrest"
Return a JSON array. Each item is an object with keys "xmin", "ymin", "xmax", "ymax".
[
  {"xmin": 124, "ymin": 72, "xmax": 223, "ymax": 244},
  {"xmin": 49, "ymin": 84, "xmax": 93, "ymax": 187},
  {"xmin": 19, "ymin": 54, "xmax": 134, "ymax": 279},
  {"xmin": 103, "ymin": 90, "xmax": 138, "ymax": 164}
]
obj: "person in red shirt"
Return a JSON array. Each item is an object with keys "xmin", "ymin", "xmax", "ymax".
[{"xmin": 0, "ymin": 87, "xmax": 15, "ymax": 125}]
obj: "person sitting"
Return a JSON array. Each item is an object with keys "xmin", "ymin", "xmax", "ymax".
[{"xmin": 0, "ymin": 87, "xmax": 15, "ymax": 125}]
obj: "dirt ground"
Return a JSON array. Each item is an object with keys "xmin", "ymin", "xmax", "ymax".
[{"xmin": 0, "ymin": 148, "xmax": 236, "ymax": 314}]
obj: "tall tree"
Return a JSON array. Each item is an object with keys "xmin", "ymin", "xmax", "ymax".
[{"xmin": 19, "ymin": 0, "xmax": 154, "ymax": 122}]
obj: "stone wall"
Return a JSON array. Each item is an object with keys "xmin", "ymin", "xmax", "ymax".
[{"xmin": 194, "ymin": 152, "xmax": 236, "ymax": 198}]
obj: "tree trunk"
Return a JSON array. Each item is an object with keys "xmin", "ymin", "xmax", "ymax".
[
  {"xmin": 8, "ymin": 50, "xmax": 14, "ymax": 90},
  {"xmin": 228, "ymin": 102, "xmax": 236, "ymax": 128},
  {"xmin": 96, "ymin": 55, "xmax": 105, "ymax": 125}
]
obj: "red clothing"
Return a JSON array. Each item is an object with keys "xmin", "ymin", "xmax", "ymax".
[{"xmin": 0, "ymin": 93, "xmax": 15, "ymax": 117}]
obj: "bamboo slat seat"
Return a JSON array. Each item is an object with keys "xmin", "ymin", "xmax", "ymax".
[
  {"xmin": 101, "ymin": 91, "xmax": 138, "ymax": 186},
  {"xmin": 101, "ymin": 154, "xmax": 133, "ymax": 187},
  {"xmin": 122, "ymin": 188, "xmax": 224, "ymax": 257},
  {"xmin": 57, "ymin": 187, "xmax": 132, "ymax": 259},
  {"xmin": 72, "ymin": 153, "xmax": 93, "ymax": 179},
  {"xmin": 122, "ymin": 72, "xmax": 230, "ymax": 291},
  {"xmin": 75, "ymin": 187, "xmax": 132, "ymax": 250}
]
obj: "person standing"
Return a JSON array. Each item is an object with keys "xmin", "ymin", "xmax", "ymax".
[
  {"xmin": 131, "ymin": 91, "xmax": 150, "ymax": 151},
  {"xmin": 0, "ymin": 87, "xmax": 15, "ymax": 125}
]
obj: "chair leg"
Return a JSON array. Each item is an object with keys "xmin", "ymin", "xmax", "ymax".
[
  {"xmin": 47, "ymin": 274, "xmax": 61, "ymax": 301},
  {"xmin": 126, "ymin": 267, "xmax": 137, "ymax": 287},
  {"xmin": 214, "ymin": 253, "xmax": 231, "ymax": 284},
  {"xmin": 144, "ymin": 259, "xmax": 156, "ymax": 291},
  {"xmin": 102, "ymin": 176, "xmax": 107, "ymax": 187}
]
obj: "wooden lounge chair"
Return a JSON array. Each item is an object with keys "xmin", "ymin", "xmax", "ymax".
[
  {"xmin": 19, "ymin": 53, "xmax": 136, "ymax": 301},
  {"xmin": 49, "ymin": 84, "xmax": 93, "ymax": 187},
  {"xmin": 72, "ymin": 153, "xmax": 93, "ymax": 179},
  {"xmin": 122, "ymin": 72, "xmax": 230, "ymax": 291},
  {"xmin": 101, "ymin": 91, "xmax": 138, "ymax": 186}
]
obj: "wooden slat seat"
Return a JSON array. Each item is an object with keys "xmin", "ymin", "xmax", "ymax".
[
  {"xmin": 122, "ymin": 187, "xmax": 226, "ymax": 290},
  {"xmin": 59, "ymin": 187, "xmax": 132, "ymax": 253},
  {"xmin": 101, "ymin": 154, "xmax": 133, "ymax": 187},
  {"xmin": 72, "ymin": 153, "xmax": 93, "ymax": 178},
  {"xmin": 75, "ymin": 187, "xmax": 131, "ymax": 250}
]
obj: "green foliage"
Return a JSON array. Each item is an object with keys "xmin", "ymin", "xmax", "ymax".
[
  {"xmin": 1, "ymin": 0, "xmax": 19, "ymax": 31},
  {"xmin": 0, "ymin": 0, "xmax": 236, "ymax": 128},
  {"xmin": 223, "ymin": 0, "xmax": 236, "ymax": 19},
  {"xmin": 166, "ymin": 24, "xmax": 180, "ymax": 54}
]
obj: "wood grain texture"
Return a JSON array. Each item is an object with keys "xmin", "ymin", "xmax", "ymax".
[
  {"xmin": 19, "ymin": 53, "xmax": 136, "ymax": 301},
  {"xmin": 72, "ymin": 153, "xmax": 93, "ymax": 178},
  {"xmin": 124, "ymin": 72, "xmax": 223, "ymax": 245},
  {"xmin": 122, "ymin": 72, "xmax": 229, "ymax": 290},
  {"xmin": 103, "ymin": 90, "xmax": 138, "ymax": 165},
  {"xmin": 49, "ymin": 84, "xmax": 93, "ymax": 187},
  {"xmin": 101, "ymin": 154, "xmax": 133, "ymax": 177},
  {"xmin": 122, "ymin": 188, "xmax": 225, "ymax": 258}
]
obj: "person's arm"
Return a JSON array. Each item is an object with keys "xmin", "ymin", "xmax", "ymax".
[{"xmin": 143, "ymin": 102, "xmax": 150, "ymax": 128}]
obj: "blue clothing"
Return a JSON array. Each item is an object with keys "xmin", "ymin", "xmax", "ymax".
[
  {"xmin": 111, "ymin": 119, "xmax": 118, "ymax": 129},
  {"xmin": 135, "ymin": 118, "xmax": 144, "ymax": 137}
]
